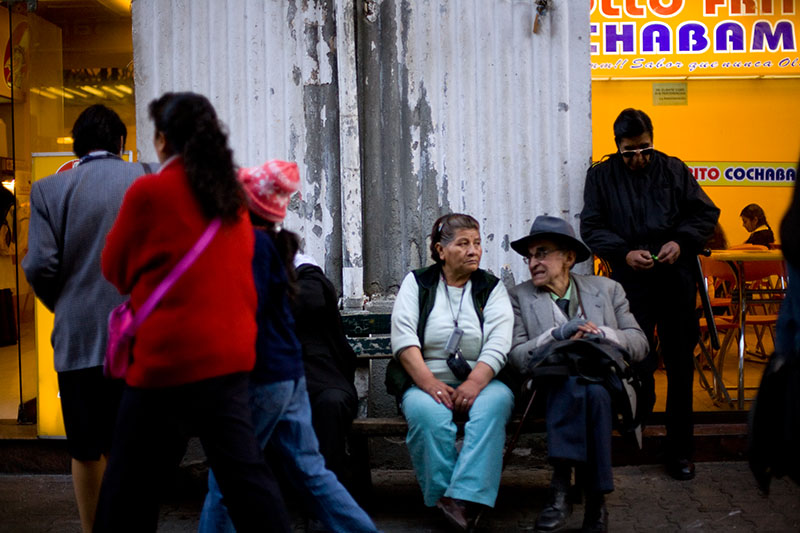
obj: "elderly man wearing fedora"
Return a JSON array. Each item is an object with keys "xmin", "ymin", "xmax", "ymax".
[{"xmin": 507, "ymin": 216, "xmax": 648, "ymax": 533}]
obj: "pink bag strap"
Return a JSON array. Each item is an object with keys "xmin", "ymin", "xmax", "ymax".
[{"xmin": 129, "ymin": 217, "xmax": 222, "ymax": 332}]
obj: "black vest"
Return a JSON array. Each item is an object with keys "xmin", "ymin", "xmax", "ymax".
[{"xmin": 385, "ymin": 264, "xmax": 504, "ymax": 400}]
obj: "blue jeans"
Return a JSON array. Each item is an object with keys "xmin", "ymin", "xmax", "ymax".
[
  {"xmin": 199, "ymin": 377, "xmax": 376, "ymax": 533},
  {"xmin": 401, "ymin": 380, "xmax": 514, "ymax": 507}
]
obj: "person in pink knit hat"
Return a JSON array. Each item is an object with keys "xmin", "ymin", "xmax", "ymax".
[
  {"xmin": 238, "ymin": 159, "xmax": 300, "ymax": 223},
  {"xmin": 199, "ymin": 161, "xmax": 378, "ymax": 533}
]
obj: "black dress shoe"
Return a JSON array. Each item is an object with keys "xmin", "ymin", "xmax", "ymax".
[
  {"xmin": 667, "ymin": 458, "xmax": 696, "ymax": 480},
  {"xmin": 437, "ymin": 496, "xmax": 470, "ymax": 531},
  {"xmin": 535, "ymin": 488, "xmax": 572, "ymax": 532},
  {"xmin": 581, "ymin": 501, "xmax": 608, "ymax": 532}
]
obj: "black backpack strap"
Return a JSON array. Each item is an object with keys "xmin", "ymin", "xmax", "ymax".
[{"xmin": 140, "ymin": 162, "xmax": 153, "ymax": 174}]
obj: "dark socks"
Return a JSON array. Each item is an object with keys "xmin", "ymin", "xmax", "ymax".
[
  {"xmin": 551, "ymin": 463, "xmax": 572, "ymax": 492},
  {"xmin": 586, "ymin": 492, "xmax": 605, "ymax": 509}
]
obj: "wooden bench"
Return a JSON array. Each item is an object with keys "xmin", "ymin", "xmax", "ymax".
[
  {"xmin": 342, "ymin": 312, "xmax": 402, "ymax": 429},
  {"xmin": 339, "ymin": 312, "xmax": 751, "ymax": 502},
  {"xmin": 340, "ymin": 312, "xmax": 404, "ymax": 495}
]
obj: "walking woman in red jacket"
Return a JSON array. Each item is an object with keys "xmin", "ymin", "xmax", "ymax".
[{"xmin": 95, "ymin": 92, "xmax": 289, "ymax": 532}]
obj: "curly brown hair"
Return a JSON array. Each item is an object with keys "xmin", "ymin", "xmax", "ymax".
[{"xmin": 148, "ymin": 92, "xmax": 244, "ymax": 222}]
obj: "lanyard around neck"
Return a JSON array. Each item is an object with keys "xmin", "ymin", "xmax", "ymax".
[{"xmin": 441, "ymin": 273, "xmax": 466, "ymax": 328}]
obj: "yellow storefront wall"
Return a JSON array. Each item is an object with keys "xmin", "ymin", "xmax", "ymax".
[
  {"xmin": 590, "ymin": 0, "xmax": 800, "ymax": 246},
  {"xmin": 592, "ymin": 79, "xmax": 799, "ymax": 246},
  {"xmin": 31, "ymin": 154, "xmax": 78, "ymax": 437}
]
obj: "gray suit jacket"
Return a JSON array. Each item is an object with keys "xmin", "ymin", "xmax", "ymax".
[
  {"xmin": 507, "ymin": 273, "xmax": 648, "ymax": 373},
  {"xmin": 22, "ymin": 157, "xmax": 155, "ymax": 372}
]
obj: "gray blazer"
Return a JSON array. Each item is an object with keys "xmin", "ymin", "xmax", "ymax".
[
  {"xmin": 507, "ymin": 273, "xmax": 648, "ymax": 373},
  {"xmin": 22, "ymin": 157, "xmax": 155, "ymax": 372}
]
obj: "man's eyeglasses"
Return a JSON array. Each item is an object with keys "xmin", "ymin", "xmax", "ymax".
[
  {"xmin": 620, "ymin": 147, "xmax": 654, "ymax": 159},
  {"xmin": 523, "ymin": 248, "xmax": 559, "ymax": 263}
]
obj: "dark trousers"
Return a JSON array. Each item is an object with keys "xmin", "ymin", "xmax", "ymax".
[
  {"xmin": 94, "ymin": 372, "xmax": 290, "ymax": 533},
  {"xmin": 546, "ymin": 379, "xmax": 614, "ymax": 493},
  {"xmin": 618, "ymin": 264, "xmax": 698, "ymax": 460},
  {"xmin": 309, "ymin": 387, "xmax": 357, "ymax": 485}
]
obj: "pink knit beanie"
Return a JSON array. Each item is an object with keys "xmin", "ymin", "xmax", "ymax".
[{"xmin": 238, "ymin": 160, "xmax": 300, "ymax": 222}]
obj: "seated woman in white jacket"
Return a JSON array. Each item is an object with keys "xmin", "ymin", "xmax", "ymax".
[
  {"xmin": 390, "ymin": 213, "xmax": 514, "ymax": 532},
  {"xmin": 507, "ymin": 216, "xmax": 648, "ymax": 533}
]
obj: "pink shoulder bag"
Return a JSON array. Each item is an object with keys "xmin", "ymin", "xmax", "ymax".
[{"xmin": 104, "ymin": 218, "xmax": 222, "ymax": 379}]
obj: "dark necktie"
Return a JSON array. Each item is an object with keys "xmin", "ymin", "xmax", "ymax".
[{"xmin": 556, "ymin": 298, "xmax": 570, "ymax": 317}]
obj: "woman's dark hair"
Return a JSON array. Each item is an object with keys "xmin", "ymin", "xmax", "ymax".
[
  {"xmin": 740, "ymin": 203, "xmax": 769, "ymax": 228},
  {"xmin": 148, "ymin": 92, "xmax": 243, "ymax": 221},
  {"xmin": 249, "ymin": 212, "xmax": 300, "ymax": 295},
  {"xmin": 429, "ymin": 213, "xmax": 480, "ymax": 264},
  {"xmin": 613, "ymin": 108, "xmax": 653, "ymax": 145},
  {"xmin": 72, "ymin": 104, "xmax": 127, "ymax": 158}
]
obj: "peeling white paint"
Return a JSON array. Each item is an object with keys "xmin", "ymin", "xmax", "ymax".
[
  {"xmin": 132, "ymin": 0, "xmax": 592, "ymax": 296},
  {"xmin": 362, "ymin": 0, "xmax": 592, "ymax": 287},
  {"xmin": 132, "ymin": 0, "xmax": 337, "ymax": 276},
  {"xmin": 300, "ymin": 0, "xmax": 333, "ymax": 86}
]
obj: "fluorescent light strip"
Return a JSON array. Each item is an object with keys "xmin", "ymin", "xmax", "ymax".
[
  {"xmin": 115, "ymin": 84, "xmax": 133, "ymax": 95},
  {"xmin": 30, "ymin": 88, "xmax": 57, "ymax": 100},
  {"xmin": 101, "ymin": 86, "xmax": 125, "ymax": 98},
  {"xmin": 81, "ymin": 86, "xmax": 105, "ymax": 97},
  {"xmin": 64, "ymin": 88, "xmax": 89, "ymax": 98},
  {"xmin": 45, "ymin": 87, "xmax": 74, "ymax": 99}
]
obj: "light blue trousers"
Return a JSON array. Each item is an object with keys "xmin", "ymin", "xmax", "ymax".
[{"xmin": 401, "ymin": 380, "xmax": 514, "ymax": 508}]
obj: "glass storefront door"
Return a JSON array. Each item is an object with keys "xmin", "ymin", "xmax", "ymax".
[{"xmin": 0, "ymin": 0, "xmax": 135, "ymax": 435}]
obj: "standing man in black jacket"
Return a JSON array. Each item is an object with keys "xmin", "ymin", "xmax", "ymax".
[{"xmin": 580, "ymin": 108, "xmax": 719, "ymax": 481}]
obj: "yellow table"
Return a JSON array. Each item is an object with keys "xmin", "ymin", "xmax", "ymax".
[{"xmin": 708, "ymin": 249, "xmax": 785, "ymax": 409}]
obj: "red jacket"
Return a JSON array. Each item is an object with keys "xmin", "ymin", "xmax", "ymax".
[{"xmin": 102, "ymin": 156, "xmax": 257, "ymax": 387}]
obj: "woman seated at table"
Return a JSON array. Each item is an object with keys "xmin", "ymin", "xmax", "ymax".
[
  {"xmin": 740, "ymin": 204, "xmax": 775, "ymax": 247},
  {"xmin": 389, "ymin": 213, "xmax": 514, "ymax": 531},
  {"xmin": 507, "ymin": 216, "xmax": 648, "ymax": 533}
]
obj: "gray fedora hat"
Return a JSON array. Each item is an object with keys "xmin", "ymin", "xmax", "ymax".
[{"xmin": 510, "ymin": 215, "xmax": 592, "ymax": 263}]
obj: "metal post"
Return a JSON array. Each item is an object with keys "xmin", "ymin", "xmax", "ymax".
[{"xmin": 335, "ymin": 0, "xmax": 365, "ymax": 309}]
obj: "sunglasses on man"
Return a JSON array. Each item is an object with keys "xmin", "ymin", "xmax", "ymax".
[{"xmin": 620, "ymin": 147, "xmax": 654, "ymax": 159}]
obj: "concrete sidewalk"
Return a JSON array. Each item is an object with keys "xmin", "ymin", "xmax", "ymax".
[{"xmin": 1, "ymin": 462, "xmax": 799, "ymax": 532}]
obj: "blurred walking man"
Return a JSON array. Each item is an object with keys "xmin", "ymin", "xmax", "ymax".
[{"xmin": 23, "ymin": 105, "xmax": 153, "ymax": 532}]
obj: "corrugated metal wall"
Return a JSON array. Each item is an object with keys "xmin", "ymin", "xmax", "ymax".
[
  {"xmin": 358, "ymin": 0, "xmax": 591, "ymax": 295},
  {"xmin": 132, "ymin": 0, "xmax": 345, "ymax": 279},
  {"xmin": 131, "ymin": 0, "xmax": 591, "ymax": 299}
]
